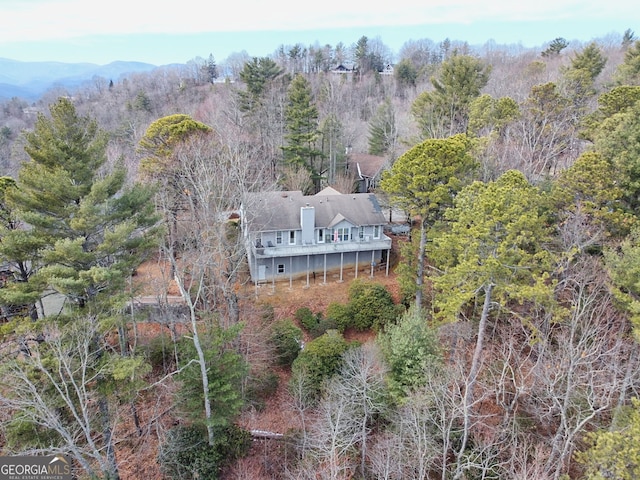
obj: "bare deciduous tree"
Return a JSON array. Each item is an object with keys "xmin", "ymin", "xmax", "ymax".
[
  {"xmin": 291, "ymin": 343, "xmax": 388, "ymax": 479},
  {"xmin": 0, "ymin": 318, "xmax": 127, "ymax": 479},
  {"xmin": 526, "ymin": 257, "xmax": 640, "ymax": 479},
  {"xmin": 157, "ymin": 131, "xmax": 275, "ymax": 446},
  {"xmin": 509, "ymin": 82, "xmax": 580, "ymax": 180}
]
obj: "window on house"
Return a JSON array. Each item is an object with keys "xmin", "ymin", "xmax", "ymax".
[
  {"xmin": 358, "ymin": 226, "xmax": 365, "ymax": 240},
  {"xmin": 276, "ymin": 231, "xmax": 283, "ymax": 245},
  {"xmin": 277, "ymin": 264, "xmax": 285, "ymax": 274},
  {"xmin": 289, "ymin": 230, "xmax": 296, "ymax": 245},
  {"xmin": 373, "ymin": 225, "xmax": 380, "ymax": 239},
  {"xmin": 317, "ymin": 229, "xmax": 324, "ymax": 243},
  {"xmin": 335, "ymin": 227, "xmax": 350, "ymax": 242}
]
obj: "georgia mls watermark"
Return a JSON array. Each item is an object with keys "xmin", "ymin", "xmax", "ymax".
[{"xmin": 0, "ymin": 455, "xmax": 71, "ymax": 480}]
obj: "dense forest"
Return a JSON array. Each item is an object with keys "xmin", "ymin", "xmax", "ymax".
[{"xmin": 1, "ymin": 29, "xmax": 640, "ymax": 479}]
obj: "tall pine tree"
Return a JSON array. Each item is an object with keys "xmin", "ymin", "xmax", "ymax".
[
  {"xmin": 380, "ymin": 134, "xmax": 477, "ymax": 307},
  {"xmin": 282, "ymin": 74, "xmax": 324, "ymax": 192},
  {"xmin": 1, "ymin": 97, "xmax": 160, "ymax": 315}
]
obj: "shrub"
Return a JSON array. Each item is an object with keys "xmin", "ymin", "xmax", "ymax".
[
  {"xmin": 245, "ymin": 369, "xmax": 279, "ymax": 410},
  {"xmin": 325, "ymin": 302, "xmax": 351, "ymax": 332},
  {"xmin": 158, "ymin": 423, "xmax": 251, "ymax": 480},
  {"xmin": 294, "ymin": 306, "xmax": 316, "ymax": 331},
  {"xmin": 143, "ymin": 332, "xmax": 174, "ymax": 372},
  {"xmin": 259, "ymin": 302, "xmax": 275, "ymax": 323},
  {"xmin": 313, "ymin": 313, "xmax": 339, "ymax": 337},
  {"xmin": 290, "ymin": 329, "xmax": 349, "ymax": 400},
  {"xmin": 270, "ymin": 318, "xmax": 303, "ymax": 366},
  {"xmin": 294, "ymin": 306, "xmax": 334, "ymax": 338},
  {"xmin": 347, "ymin": 279, "xmax": 400, "ymax": 331},
  {"xmin": 378, "ymin": 306, "xmax": 442, "ymax": 399}
]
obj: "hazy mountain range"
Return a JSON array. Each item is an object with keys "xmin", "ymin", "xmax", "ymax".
[{"xmin": 0, "ymin": 58, "xmax": 168, "ymax": 101}]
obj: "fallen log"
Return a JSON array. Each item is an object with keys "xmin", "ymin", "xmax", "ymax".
[{"xmin": 250, "ymin": 429, "xmax": 284, "ymax": 440}]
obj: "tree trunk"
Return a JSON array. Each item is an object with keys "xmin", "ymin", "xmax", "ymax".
[
  {"xmin": 224, "ymin": 289, "xmax": 240, "ymax": 327},
  {"xmin": 454, "ymin": 282, "xmax": 493, "ymax": 480},
  {"xmin": 415, "ymin": 218, "xmax": 428, "ymax": 309},
  {"xmin": 176, "ymin": 274, "xmax": 216, "ymax": 447},
  {"xmin": 99, "ymin": 397, "xmax": 121, "ymax": 480}
]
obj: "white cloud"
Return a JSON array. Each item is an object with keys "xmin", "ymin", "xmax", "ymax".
[{"xmin": 0, "ymin": 0, "xmax": 635, "ymax": 43}]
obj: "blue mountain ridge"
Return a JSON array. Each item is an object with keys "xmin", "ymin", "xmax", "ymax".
[{"xmin": 0, "ymin": 58, "xmax": 172, "ymax": 101}]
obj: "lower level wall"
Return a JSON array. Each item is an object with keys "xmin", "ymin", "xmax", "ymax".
[{"xmin": 250, "ymin": 250, "xmax": 387, "ymax": 283}]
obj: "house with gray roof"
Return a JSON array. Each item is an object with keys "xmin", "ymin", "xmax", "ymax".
[{"xmin": 241, "ymin": 187, "xmax": 392, "ymax": 285}]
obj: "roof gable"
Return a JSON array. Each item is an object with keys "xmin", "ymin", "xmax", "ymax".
[
  {"xmin": 328, "ymin": 213, "xmax": 355, "ymax": 228},
  {"xmin": 316, "ymin": 186, "xmax": 342, "ymax": 196}
]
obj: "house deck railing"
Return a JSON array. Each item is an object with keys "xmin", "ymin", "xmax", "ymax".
[{"xmin": 252, "ymin": 235, "xmax": 392, "ymax": 258}]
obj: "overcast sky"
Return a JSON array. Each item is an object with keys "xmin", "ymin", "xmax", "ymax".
[{"xmin": 0, "ymin": 0, "xmax": 637, "ymax": 65}]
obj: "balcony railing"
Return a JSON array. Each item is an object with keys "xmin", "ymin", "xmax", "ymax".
[{"xmin": 252, "ymin": 235, "xmax": 391, "ymax": 258}]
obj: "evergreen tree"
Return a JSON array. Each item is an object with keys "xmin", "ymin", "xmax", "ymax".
[
  {"xmin": 202, "ymin": 53, "xmax": 218, "ymax": 83},
  {"xmin": 562, "ymin": 42, "xmax": 607, "ymax": 109},
  {"xmin": 430, "ymin": 169, "xmax": 554, "ymax": 324},
  {"xmin": 576, "ymin": 399, "xmax": 640, "ymax": 480},
  {"xmin": 582, "ymin": 85, "xmax": 640, "ymax": 142},
  {"xmin": 290, "ymin": 329, "xmax": 350, "ymax": 401},
  {"xmin": 411, "ymin": 53, "xmax": 491, "ymax": 138},
  {"xmin": 354, "ymin": 35, "xmax": 371, "ymax": 75},
  {"xmin": 238, "ymin": 56, "xmax": 283, "ymax": 111},
  {"xmin": 138, "ymin": 114, "xmax": 211, "ymax": 274},
  {"xmin": 0, "ymin": 176, "xmax": 16, "ymax": 230},
  {"xmin": 622, "ymin": 29, "xmax": 636, "ymax": 50},
  {"xmin": 569, "ymin": 42, "xmax": 607, "ymax": 80},
  {"xmin": 380, "ymin": 134, "xmax": 477, "ymax": 308},
  {"xmin": 593, "ymin": 98, "xmax": 640, "ymax": 213},
  {"xmin": 138, "ymin": 114, "xmax": 212, "ymax": 170},
  {"xmin": 0, "ymin": 176, "xmax": 42, "ymax": 319},
  {"xmin": 615, "ymin": 40, "xmax": 640, "ymax": 85},
  {"xmin": 604, "ymin": 225, "xmax": 640, "ymax": 338},
  {"xmin": 378, "ymin": 305, "xmax": 442, "ymax": 399},
  {"xmin": 176, "ymin": 322, "xmax": 247, "ymax": 430},
  {"xmin": 2, "ymin": 97, "xmax": 160, "ymax": 314},
  {"xmin": 541, "ymin": 37, "xmax": 569, "ymax": 57},
  {"xmin": 282, "ymin": 73, "xmax": 324, "ymax": 191},
  {"xmin": 0, "ymin": 101, "xmax": 160, "ymax": 479},
  {"xmin": 368, "ymin": 98, "xmax": 398, "ymax": 157},
  {"xmin": 430, "ymin": 170, "xmax": 555, "ymax": 474},
  {"xmin": 467, "ymin": 94, "xmax": 519, "ymax": 138},
  {"xmin": 550, "ymin": 151, "xmax": 633, "ymax": 241},
  {"xmin": 393, "ymin": 58, "xmax": 418, "ymax": 90},
  {"xmin": 133, "ymin": 91, "xmax": 152, "ymax": 112}
]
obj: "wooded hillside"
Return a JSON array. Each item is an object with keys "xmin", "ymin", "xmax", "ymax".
[{"xmin": 1, "ymin": 30, "xmax": 640, "ymax": 479}]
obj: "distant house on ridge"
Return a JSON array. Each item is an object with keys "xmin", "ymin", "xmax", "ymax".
[
  {"xmin": 331, "ymin": 64, "xmax": 354, "ymax": 74},
  {"xmin": 378, "ymin": 64, "xmax": 394, "ymax": 75}
]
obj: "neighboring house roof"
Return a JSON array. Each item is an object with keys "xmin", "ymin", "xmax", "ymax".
[
  {"xmin": 332, "ymin": 64, "xmax": 354, "ymax": 73},
  {"xmin": 245, "ymin": 189, "xmax": 387, "ymax": 233},
  {"xmin": 347, "ymin": 153, "xmax": 388, "ymax": 179},
  {"xmin": 317, "ymin": 186, "xmax": 342, "ymax": 196}
]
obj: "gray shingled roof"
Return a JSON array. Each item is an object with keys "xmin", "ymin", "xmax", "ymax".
[
  {"xmin": 347, "ymin": 153, "xmax": 388, "ymax": 179},
  {"xmin": 245, "ymin": 190, "xmax": 387, "ymax": 232}
]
